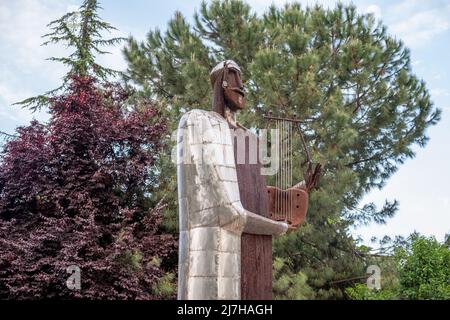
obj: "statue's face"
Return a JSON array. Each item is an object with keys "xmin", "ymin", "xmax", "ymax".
[{"xmin": 224, "ymin": 69, "xmax": 245, "ymax": 111}]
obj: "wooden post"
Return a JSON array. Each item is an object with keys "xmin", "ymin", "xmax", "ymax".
[{"xmin": 234, "ymin": 130, "xmax": 272, "ymax": 300}]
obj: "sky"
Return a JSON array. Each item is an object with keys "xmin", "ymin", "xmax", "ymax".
[{"xmin": 0, "ymin": 0, "xmax": 449, "ymax": 246}]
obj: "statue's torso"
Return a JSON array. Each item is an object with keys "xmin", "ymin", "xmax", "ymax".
[{"xmin": 177, "ymin": 109, "xmax": 272, "ymax": 300}]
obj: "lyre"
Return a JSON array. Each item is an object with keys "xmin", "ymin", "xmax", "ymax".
[{"xmin": 263, "ymin": 112, "xmax": 321, "ymax": 230}]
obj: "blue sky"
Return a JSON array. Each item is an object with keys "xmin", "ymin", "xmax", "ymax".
[{"xmin": 0, "ymin": 0, "xmax": 449, "ymax": 245}]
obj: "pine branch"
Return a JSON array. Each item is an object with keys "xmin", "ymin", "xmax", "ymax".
[
  {"xmin": 13, "ymin": 95, "xmax": 50, "ymax": 112},
  {"xmin": 328, "ymin": 275, "xmax": 370, "ymax": 285},
  {"xmin": 345, "ymin": 154, "xmax": 382, "ymax": 167}
]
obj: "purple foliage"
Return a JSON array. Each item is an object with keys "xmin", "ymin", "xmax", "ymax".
[{"xmin": 0, "ymin": 76, "xmax": 177, "ymax": 299}]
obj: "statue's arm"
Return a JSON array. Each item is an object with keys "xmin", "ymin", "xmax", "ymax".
[
  {"xmin": 212, "ymin": 174, "xmax": 287, "ymax": 236},
  {"xmin": 238, "ymin": 206, "xmax": 288, "ymax": 235}
]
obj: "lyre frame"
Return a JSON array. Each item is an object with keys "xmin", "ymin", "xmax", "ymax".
[
  {"xmin": 263, "ymin": 111, "xmax": 321, "ymax": 228},
  {"xmin": 264, "ymin": 111, "xmax": 322, "ymax": 191}
]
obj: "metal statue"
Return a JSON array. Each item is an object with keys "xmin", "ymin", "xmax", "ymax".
[{"xmin": 176, "ymin": 60, "xmax": 319, "ymax": 300}]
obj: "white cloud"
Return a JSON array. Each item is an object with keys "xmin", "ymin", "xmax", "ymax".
[
  {"xmin": 388, "ymin": 1, "xmax": 450, "ymax": 48},
  {"xmin": 430, "ymin": 88, "xmax": 450, "ymax": 98},
  {"xmin": 0, "ymin": 0, "xmax": 76, "ymax": 73},
  {"xmin": 365, "ymin": 4, "xmax": 381, "ymax": 20},
  {"xmin": 443, "ymin": 197, "xmax": 449, "ymax": 208},
  {"xmin": 243, "ymin": 0, "xmax": 293, "ymax": 14},
  {"xmin": 0, "ymin": 70, "xmax": 50, "ymax": 131},
  {"xmin": 0, "ymin": 0, "xmax": 78, "ymax": 130},
  {"xmin": 245, "ymin": 0, "xmax": 352, "ymax": 14},
  {"xmin": 432, "ymin": 72, "xmax": 443, "ymax": 80}
]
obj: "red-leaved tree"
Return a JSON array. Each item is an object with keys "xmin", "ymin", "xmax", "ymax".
[{"xmin": 0, "ymin": 76, "xmax": 177, "ymax": 299}]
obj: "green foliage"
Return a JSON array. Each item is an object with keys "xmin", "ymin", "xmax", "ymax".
[
  {"xmin": 17, "ymin": 0, "xmax": 124, "ymax": 110},
  {"xmin": 346, "ymin": 283, "xmax": 397, "ymax": 300},
  {"xmin": 124, "ymin": 0, "xmax": 440, "ymax": 299},
  {"xmin": 115, "ymin": 249, "xmax": 144, "ymax": 272},
  {"xmin": 395, "ymin": 235, "xmax": 450, "ymax": 300},
  {"xmin": 151, "ymin": 273, "xmax": 177, "ymax": 297},
  {"xmin": 345, "ymin": 254, "xmax": 400, "ymax": 300},
  {"xmin": 273, "ymin": 257, "xmax": 315, "ymax": 299},
  {"xmin": 149, "ymin": 257, "xmax": 177, "ymax": 298},
  {"xmin": 346, "ymin": 235, "xmax": 450, "ymax": 300}
]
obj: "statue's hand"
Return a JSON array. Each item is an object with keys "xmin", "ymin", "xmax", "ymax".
[
  {"xmin": 241, "ymin": 209, "xmax": 289, "ymax": 236},
  {"xmin": 279, "ymin": 222, "xmax": 289, "ymax": 235}
]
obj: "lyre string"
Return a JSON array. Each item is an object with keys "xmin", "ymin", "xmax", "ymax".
[
  {"xmin": 281, "ymin": 119, "xmax": 284, "ymax": 222},
  {"xmin": 287, "ymin": 120, "xmax": 290, "ymax": 223},
  {"xmin": 286, "ymin": 121, "xmax": 289, "ymax": 223},
  {"xmin": 290, "ymin": 121, "xmax": 293, "ymax": 223},
  {"xmin": 281, "ymin": 121, "xmax": 287, "ymax": 219},
  {"xmin": 288, "ymin": 121, "xmax": 292, "ymax": 223},
  {"xmin": 272, "ymin": 118, "xmax": 294, "ymax": 223},
  {"xmin": 279, "ymin": 119, "xmax": 281, "ymax": 221},
  {"xmin": 275, "ymin": 119, "xmax": 277, "ymax": 220},
  {"xmin": 289, "ymin": 120, "xmax": 292, "ymax": 223},
  {"xmin": 275, "ymin": 120, "xmax": 280, "ymax": 220},
  {"xmin": 281, "ymin": 121, "xmax": 286, "ymax": 222},
  {"xmin": 285, "ymin": 120, "xmax": 288, "ymax": 223},
  {"xmin": 281, "ymin": 119, "xmax": 283, "ymax": 222}
]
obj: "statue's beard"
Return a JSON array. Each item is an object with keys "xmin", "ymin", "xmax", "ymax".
[
  {"xmin": 224, "ymin": 90, "xmax": 245, "ymax": 111},
  {"xmin": 224, "ymin": 105, "xmax": 235, "ymax": 123}
]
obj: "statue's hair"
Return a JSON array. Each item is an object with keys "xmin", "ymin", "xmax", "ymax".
[
  {"xmin": 211, "ymin": 68, "xmax": 226, "ymax": 116},
  {"xmin": 210, "ymin": 60, "xmax": 241, "ymax": 116}
]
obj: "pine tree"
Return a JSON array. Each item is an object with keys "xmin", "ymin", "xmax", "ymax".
[
  {"xmin": 17, "ymin": 0, "xmax": 124, "ymax": 111},
  {"xmin": 123, "ymin": 0, "xmax": 440, "ymax": 298}
]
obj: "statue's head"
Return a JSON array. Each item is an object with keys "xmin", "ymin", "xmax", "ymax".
[{"xmin": 210, "ymin": 60, "xmax": 245, "ymax": 116}]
